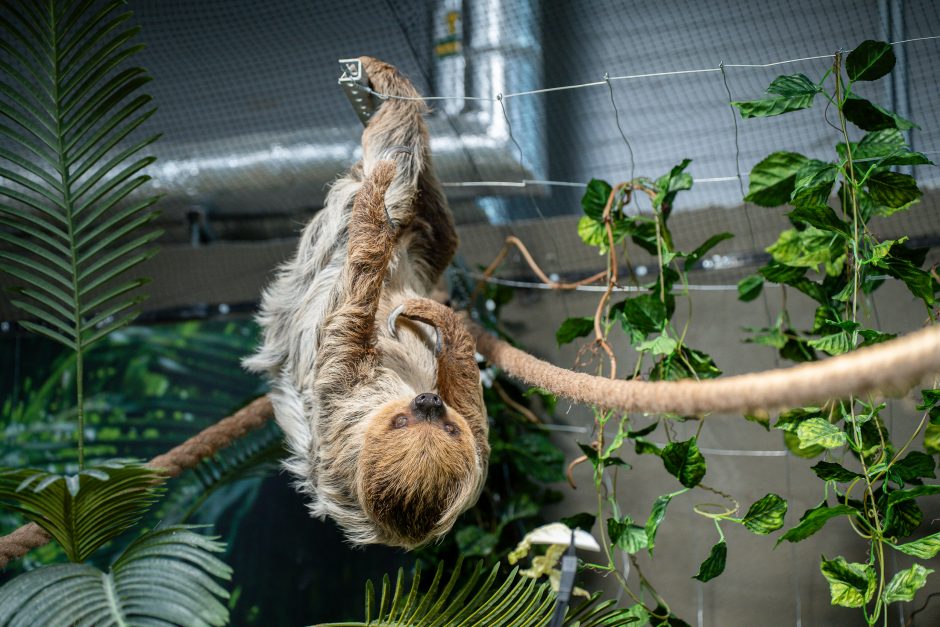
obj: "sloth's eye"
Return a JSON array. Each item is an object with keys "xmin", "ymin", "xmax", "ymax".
[
  {"xmin": 443, "ymin": 422, "xmax": 458, "ymax": 436},
  {"xmin": 392, "ymin": 415, "xmax": 408, "ymax": 429}
]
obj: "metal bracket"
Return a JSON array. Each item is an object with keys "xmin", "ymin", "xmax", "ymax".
[{"xmin": 338, "ymin": 58, "xmax": 376, "ymax": 126}]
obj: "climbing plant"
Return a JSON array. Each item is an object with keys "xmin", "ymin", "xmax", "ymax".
[{"xmin": 478, "ymin": 39, "xmax": 939, "ymax": 627}]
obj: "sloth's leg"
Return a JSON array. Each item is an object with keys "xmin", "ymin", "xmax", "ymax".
[
  {"xmin": 314, "ymin": 161, "xmax": 399, "ymax": 395},
  {"xmin": 390, "ymin": 298, "xmax": 483, "ymax": 424}
]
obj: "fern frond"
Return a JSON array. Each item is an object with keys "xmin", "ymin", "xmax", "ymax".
[
  {"xmin": 0, "ymin": 459, "xmax": 164, "ymax": 562},
  {"xmin": 0, "ymin": 526, "xmax": 231, "ymax": 626},
  {"xmin": 322, "ymin": 558, "xmax": 643, "ymax": 626},
  {"xmin": 0, "ymin": 0, "xmax": 159, "ymax": 351}
]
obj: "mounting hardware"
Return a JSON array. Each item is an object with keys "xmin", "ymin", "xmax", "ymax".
[{"xmin": 338, "ymin": 58, "xmax": 376, "ymax": 126}]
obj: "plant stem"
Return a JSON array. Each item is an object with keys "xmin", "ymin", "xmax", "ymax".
[{"xmin": 49, "ymin": 0, "xmax": 85, "ymax": 468}]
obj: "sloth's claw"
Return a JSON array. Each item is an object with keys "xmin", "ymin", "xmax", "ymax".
[
  {"xmin": 387, "ymin": 304, "xmax": 444, "ymax": 356},
  {"xmin": 387, "ymin": 303, "xmax": 405, "ymax": 338}
]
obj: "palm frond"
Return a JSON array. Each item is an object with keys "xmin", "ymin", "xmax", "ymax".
[
  {"xmin": 321, "ymin": 558, "xmax": 641, "ymax": 627},
  {"xmin": 0, "ymin": 0, "xmax": 160, "ymax": 351},
  {"xmin": 0, "ymin": 458, "xmax": 163, "ymax": 562},
  {"xmin": 0, "ymin": 525, "xmax": 231, "ymax": 627}
]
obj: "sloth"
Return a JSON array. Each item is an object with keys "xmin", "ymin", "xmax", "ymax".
[{"xmin": 245, "ymin": 57, "xmax": 489, "ymax": 548}]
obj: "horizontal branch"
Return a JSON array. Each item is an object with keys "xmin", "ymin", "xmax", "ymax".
[
  {"xmin": 0, "ymin": 396, "xmax": 274, "ymax": 569},
  {"xmin": 470, "ymin": 322, "xmax": 940, "ymax": 415}
]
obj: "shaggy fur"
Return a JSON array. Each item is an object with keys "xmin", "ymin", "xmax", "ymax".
[{"xmin": 245, "ymin": 57, "xmax": 488, "ymax": 548}]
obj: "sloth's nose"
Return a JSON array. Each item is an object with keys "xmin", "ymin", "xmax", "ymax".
[{"xmin": 411, "ymin": 392, "xmax": 444, "ymax": 420}]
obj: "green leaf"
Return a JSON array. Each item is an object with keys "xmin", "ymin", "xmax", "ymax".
[
  {"xmin": 654, "ymin": 158, "xmax": 693, "ymax": 211},
  {"xmin": 692, "ymin": 541, "xmax": 727, "ymax": 582},
  {"xmin": 777, "ymin": 503, "xmax": 857, "ymax": 545},
  {"xmin": 0, "ymin": 526, "xmax": 230, "ymax": 626},
  {"xmin": 556, "ymin": 316, "xmax": 594, "ymax": 346},
  {"xmin": 892, "ymin": 532, "xmax": 940, "ymax": 559},
  {"xmin": 741, "ymin": 494, "xmax": 788, "ymax": 534},
  {"xmin": 783, "ymin": 431, "xmax": 825, "ymax": 458},
  {"xmin": 684, "ymin": 232, "xmax": 733, "ymax": 271},
  {"xmin": 645, "ymin": 489, "xmax": 688, "ymax": 555},
  {"xmin": 581, "ymin": 178, "xmax": 613, "ymax": 221},
  {"xmin": 774, "ymin": 407, "xmax": 823, "ymax": 433},
  {"xmin": 820, "ymin": 556, "xmax": 876, "ymax": 608},
  {"xmin": 845, "ymin": 129, "xmax": 933, "ymax": 176},
  {"xmin": 886, "ymin": 484, "xmax": 940, "ymax": 507},
  {"xmin": 759, "ymin": 261, "xmax": 827, "ymax": 304},
  {"xmin": 578, "ymin": 215, "xmax": 608, "ymax": 250},
  {"xmin": 0, "ymin": 460, "xmax": 164, "ymax": 562},
  {"xmin": 737, "ymin": 274, "xmax": 764, "ymax": 302},
  {"xmin": 733, "ymin": 74, "xmax": 820, "ymax": 118},
  {"xmin": 790, "ymin": 159, "xmax": 838, "ymax": 209},
  {"xmin": 637, "ymin": 334, "xmax": 677, "ymax": 356},
  {"xmin": 745, "ymin": 151, "xmax": 808, "ymax": 206},
  {"xmin": 888, "ymin": 451, "xmax": 936, "ymax": 485},
  {"xmin": 796, "ymin": 418, "xmax": 848, "ymax": 449},
  {"xmin": 842, "ymin": 94, "xmax": 917, "ymax": 131},
  {"xmin": 561, "ymin": 512, "xmax": 596, "ymax": 531},
  {"xmin": 788, "ymin": 204, "xmax": 849, "ymax": 237},
  {"xmin": 767, "ymin": 227, "xmax": 841, "ymax": 272},
  {"xmin": 613, "ymin": 295, "xmax": 667, "ymax": 344},
  {"xmin": 811, "ymin": 461, "xmax": 861, "ymax": 482},
  {"xmin": 807, "ymin": 332, "xmax": 854, "ymax": 356},
  {"xmin": 661, "ymin": 437, "xmax": 706, "ymax": 488},
  {"xmin": 926, "ymin": 424, "xmax": 940, "ymax": 454},
  {"xmin": 867, "ymin": 171, "xmax": 922, "ymax": 210},
  {"xmin": 883, "ymin": 563, "xmax": 932, "ymax": 604},
  {"xmin": 846, "ymin": 40, "xmax": 895, "ymax": 82},
  {"xmin": 608, "ymin": 516, "xmax": 649, "ymax": 555},
  {"xmin": 885, "ymin": 499, "xmax": 923, "ymax": 539}
]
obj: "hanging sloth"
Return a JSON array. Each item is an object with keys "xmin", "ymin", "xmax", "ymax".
[{"xmin": 245, "ymin": 57, "xmax": 489, "ymax": 548}]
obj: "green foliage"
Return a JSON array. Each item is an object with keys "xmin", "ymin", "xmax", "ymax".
[
  {"xmin": 820, "ymin": 556, "xmax": 876, "ymax": 608},
  {"xmin": 732, "ymin": 74, "xmax": 821, "ymax": 118},
  {"xmin": 692, "ymin": 540, "xmax": 726, "ymax": 582},
  {"xmin": 0, "ymin": 0, "xmax": 161, "ymax": 469},
  {"xmin": 0, "ymin": 526, "xmax": 231, "ymax": 626},
  {"xmin": 321, "ymin": 559, "xmax": 640, "ymax": 627},
  {"xmin": 740, "ymin": 494, "xmax": 787, "ymax": 535},
  {"xmin": 660, "ymin": 437, "xmax": 706, "ymax": 489},
  {"xmin": 0, "ymin": 459, "xmax": 163, "ymax": 562}
]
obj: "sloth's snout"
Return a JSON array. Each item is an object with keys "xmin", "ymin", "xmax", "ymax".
[{"xmin": 411, "ymin": 392, "xmax": 444, "ymax": 421}]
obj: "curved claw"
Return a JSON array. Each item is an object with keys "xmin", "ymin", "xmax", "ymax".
[
  {"xmin": 387, "ymin": 303, "xmax": 405, "ymax": 338},
  {"xmin": 386, "ymin": 304, "xmax": 443, "ymax": 356}
]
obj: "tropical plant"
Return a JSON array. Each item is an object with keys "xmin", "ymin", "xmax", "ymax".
[
  {"xmin": 321, "ymin": 558, "xmax": 641, "ymax": 626},
  {"xmin": 0, "ymin": 0, "xmax": 162, "ymax": 467},
  {"xmin": 0, "ymin": 459, "xmax": 163, "ymax": 562},
  {"xmin": 729, "ymin": 39, "xmax": 939, "ymax": 625},
  {"xmin": 0, "ymin": 526, "xmax": 232, "ymax": 626},
  {"xmin": 478, "ymin": 38, "xmax": 938, "ymax": 627},
  {"xmin": 0, "ymin": 2, "xmax": 235, "ymax": 623}
]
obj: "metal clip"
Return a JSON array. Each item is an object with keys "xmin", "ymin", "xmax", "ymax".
[{"xmin": 338, "ymin": 58, "xmax": 376, "ymax": 126}]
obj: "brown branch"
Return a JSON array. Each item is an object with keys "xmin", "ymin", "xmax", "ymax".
[
  {"xmin": 0, "ymin": 396, "xmax": 274, "ymax": 569},
  {"xmin": 472, "ymin": 235, "xmax": 606, "ymax": 303},
  {"xmin": 469, "ymin": 321, "xmax": 940, "ymax": 416}
]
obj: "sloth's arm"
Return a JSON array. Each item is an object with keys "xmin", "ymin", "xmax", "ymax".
[
  {"xmin": 314, "ymin": 161, "xmax": 398, "ymax": 394},
  {"xmin": 396, "ymin": 298, "xmax": 485, "ymax": 429}
]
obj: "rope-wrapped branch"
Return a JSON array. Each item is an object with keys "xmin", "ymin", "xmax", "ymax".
[
  {"xmin": 471, "ymin": 322, "xmax": 940, "ymax": 415},
  {"xmin": 2, "ymin": 323, "xmax": 939, "ymax": 568},
  {"xmin": 0, "ymin": 396, "xmax": 274, "ymax": 568}
]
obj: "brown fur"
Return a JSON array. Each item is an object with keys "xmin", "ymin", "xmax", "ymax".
[{"xmin": 246, "ymin": 57, "xmax": 488, "ymax": 548}]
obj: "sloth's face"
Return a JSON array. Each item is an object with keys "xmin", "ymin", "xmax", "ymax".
[{"xmin": 357, "ymin": 392, "xmax": 479, "ymax": 547}]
